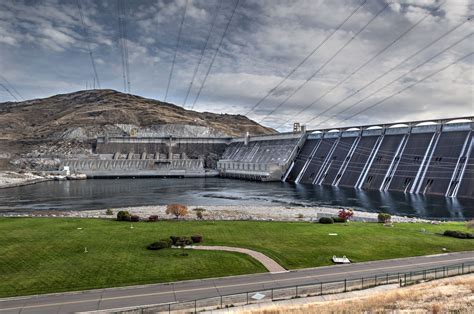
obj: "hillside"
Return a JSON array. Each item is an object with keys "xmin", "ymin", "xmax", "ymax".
[
  {"xmin": 0, "ymin": 89, "xmax": 275, "ymax": 170},
  {"xmin": 0, "ymin": 89, "xmax": 275, "ymax": 140}
]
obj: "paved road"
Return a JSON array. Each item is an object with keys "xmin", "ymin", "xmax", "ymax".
[{"xmin": 0, "ymin": 251, "xmax": 472, "ymax": 314}]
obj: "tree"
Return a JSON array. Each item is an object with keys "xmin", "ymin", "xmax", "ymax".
[
  {"xmin": 378, "ymin": 213, "xmax": 391, "ymax": 223},
  {"xmin": 116, "ymin": 210, "xmax": 131, "ymax": 221},
  {"xmin": 193, "ymin": 207, "xmax": 206, "ymax": 220},
  {"xmin": 166, "ymin": 204, "xmax": 188, "ymax": 219}
]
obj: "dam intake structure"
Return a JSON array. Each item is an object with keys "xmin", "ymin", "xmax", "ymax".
[
  {"xmin": 58, "ymin": 116, "xmax": 473, "ymax": 199},
  {"xmin": 284, "ymin": 117, "xmax": 473, "ymax": 199}
]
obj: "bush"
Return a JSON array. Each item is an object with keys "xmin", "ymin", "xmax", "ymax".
[
  {"xmin": 117, "ymin": 210, "xmax": 131, "ymax": 221},
  {"xmin": 378, "ymin": 213, "xmax": 391, "ymax": 223},
  {"xmin": 166, "ymin": 204, "xmax": 188, "ymax": 219},
  {"xmin": 175, "ymin": 237, "xmax": 193, "ymax": 247},
  {"xmin": 170, "ymin": 236, "xmax": 193, "ymax": 246},
  {"xmin": 332, "ymin": 217, "xmax": 346, "ymax": 223},
  {"xmin": 319, "ymin": 217, "xmax": 334, "ymax": 224},
  {"xmin": 170, "ymin": 235, "xmax": 180, "ymax": 246},
  {"xmin": 443, "ymin": 230, "xmax": 474, "ymax": 239},
  {"xmin": 147, "ymin": 240, "xmax": 171, "ymax": 250},
  {"xmin": 105, "ymin": 208, "xmax": 113, "ymax": 216},
  {"xmin": 148, "ymin": 215, "xmax": 159, "ymax": 222},
  {"xmin": 193, "ymin": 208, "xmax": 206, "ymax": 220},
  {"xmin": 191, "ymin": 235, "xmax": 203, "ymax": 243},
  {"xmin": 338, "ymin": 208, "xmax": 353, "ymax": 220},
  {"xmin": 130, "ymin": 215, "xmax": 140, "ymax": 222}
]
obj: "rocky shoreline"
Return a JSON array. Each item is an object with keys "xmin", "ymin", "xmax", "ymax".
[
  {"xmin": 1, "ymin": 204, "xmax": 442, "ymax": 224},
  {"xmin": 0, "ymin": 171, "xmax": 87, "ymax": 189},
  {"xmin": 0, "ymin": 171, "xmax": 50, "ymax": 189}
]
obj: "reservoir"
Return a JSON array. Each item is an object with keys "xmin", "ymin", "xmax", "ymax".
[{"xmin": 0, "ymin": 178, "xmax": 472, "ymax": 219}]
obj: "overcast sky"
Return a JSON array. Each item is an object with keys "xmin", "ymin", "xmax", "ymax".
[{"xmin": 0, "ymin": 0, "xmax": 472, "ymax": 131}]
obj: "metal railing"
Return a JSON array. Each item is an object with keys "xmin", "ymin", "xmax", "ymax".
[{"xmin": 115, "ymin": 261, "xmax": 474, "ymax": 313}]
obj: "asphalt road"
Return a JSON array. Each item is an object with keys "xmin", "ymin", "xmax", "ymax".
[{"xmin": 1, "ymin": 251, "xmax": 473, "ymax": 313}]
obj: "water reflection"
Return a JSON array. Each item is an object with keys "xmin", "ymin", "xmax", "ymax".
[{"xmin": 0, "ymin": 178, "xmax": 472, "ymax": 219}]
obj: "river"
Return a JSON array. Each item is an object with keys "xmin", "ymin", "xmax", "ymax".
[{"xmin": 0, "ymin": 178, "xmax": 472, "ymax": 219}]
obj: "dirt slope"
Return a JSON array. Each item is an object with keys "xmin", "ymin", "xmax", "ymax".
[{"xmin": 0, "ymin": 89, "xmax": 275, "ymax": 140}]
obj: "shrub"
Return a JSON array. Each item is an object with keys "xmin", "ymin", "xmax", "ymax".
[
  {"xmin": 148, "ymin": 215, "xmax": 159, "ymax": 222},
  {"xmin": 170, "ymin": 236, "xmax": 193, "ymax": 246},
  {"xmin": 297, "ymin": 213, "xmax": 304, "ymax": 219},
  {"xmin": 332, "ymin": 217, "xmax": 346, "ymax": 223},
  {"xmin": 147, "ymin": 240, "xmax": 171, "ymax": 250},
  {"xmin": 191, "ymin": 235, "xmax": 203, "ymax": 243},
  {"xmin": 175, "ymin": 237, "xmax": 193, "ymax": 247},
  {"xmin": 193, "ymin": 208, "xmax": 206, "ymax": 220},
  {"xmin": 130, "ymin": 215, "xmax": 140, "ymax": 222},
  {"xmin": 170, "ymin": 236, "xmax": 178, "ymax": 245},
  {"xmin": 319, "ymin": 217, "xmax": 334, "ymax": 224},
  {"xmin": 338, "ymin": 208, "xmax": 354, "ymax": 220},
  {"xmin": 117, "ymin": 210, "xmax": 131, "ymax": 221},
  {"xmin": 443, "ymin": 230, "xmax": 474, "ymax": 239},
  {"xmin": 166, "ymin": 204, "xmax": 188, "ymax": 219},
  {"xmin": 105, "ymin": 208, "xmax": 113, "ymax": 216},
  {"xmin": 378, "ymin": 213, "xmax": 391, "ymax": 223}
]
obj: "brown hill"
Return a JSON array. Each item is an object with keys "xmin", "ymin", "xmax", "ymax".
[{"xmin": 0, "ymin": 89, "xmax": 275, "ymax": 140}]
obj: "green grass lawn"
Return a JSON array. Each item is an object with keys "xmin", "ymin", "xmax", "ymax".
[{"xmin": 0, "ymin": 218, "xmax": 472, "ymax": 298}]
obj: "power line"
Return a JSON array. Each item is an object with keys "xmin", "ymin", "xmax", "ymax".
[
  {"xmin": 116, "ymin": 0, "xmax": 131, "ymax": 93},
  {"xmin": 340, "ymin": 51, "xmax": 474, "ymax": 123},
  {"xmin": 273, "ymin": 1, "xmax": 448, "ymax": 129},
  {"xmin": 116, "ymin": 0, "xmax": 127, "ymax": 92},
  {"xmin": 164, "ymin": 0, "xmax": 189, "ymax": 102},
  {"xmin": 311, "ymin": 32, "xmax": 473, "ymax": 127},
  {"xmin": 257, "ymin": 2, "xmax": 391, "ymax": 124},
  {"xmin": 0, "ymin": 83, "xmax": 18, "ymax": 101},
  {"xmin": 190, "ymin": 0, "xmax": 241, "ymax": 109},
  {"xmin": 122, "ymin": 0, "xmax": 131, "ymax": 93},
  {"xmin": 303, "ymin": 18, "xmax": 472, "ymax": 128},
  {"xmin": 0, "ymin": 74, "xmax": 23, "ymax": 100},
  {"xmin": 77, "ymin": 0, "xmax": 101, "ymax": 89},
  {"xmin": 243, "ymin": 0, "xmax": 368, "ymax": 116},
  {"xmin": 183, "ymin": 0, "xmax": 222, "ymax": 108}
]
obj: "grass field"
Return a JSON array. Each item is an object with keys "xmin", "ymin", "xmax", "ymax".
[{"xmin": 0, "ymin": 218, "xmax": 472, "ymax": 298}]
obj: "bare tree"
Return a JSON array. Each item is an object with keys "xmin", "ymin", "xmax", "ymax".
[{"xmin": 166, "ymin": 204, "xmax": 188, "ymax": 219}]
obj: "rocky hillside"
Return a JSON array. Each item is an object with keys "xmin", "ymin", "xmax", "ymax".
[{"xmin": 0, "ymin": 89, "xmax": 275, "ymax": 140}]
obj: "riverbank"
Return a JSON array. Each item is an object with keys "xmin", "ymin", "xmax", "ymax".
[
  {"xmin": 5, "ymin": 204, "xmax": 442, "ymax": 223},
  {"xmin": 0, "ymin": 171, "xmax": 50, "ymax": 189}
]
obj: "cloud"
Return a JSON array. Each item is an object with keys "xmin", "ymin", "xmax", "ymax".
[{"xmin": 0, "ymin": 0, "xmax": 472, "ymax": 131}]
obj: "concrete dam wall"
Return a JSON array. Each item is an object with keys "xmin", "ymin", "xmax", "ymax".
[
  {"xmin": 285, "ymin": 118, "xmax": 473, "ymax": 199},
  {"xmin": 95, "ymin": 136, "xmax": 231, "ymax": 169},
  {"xmin": 61, "ymin": 136, "xmax": 230, "ymax": 178},
  {"xmin": 59, "ymin": 116, "xmax": 472, "ymax": 198},
  {"xmin": 62, "ymin": 158, "xmax": 212, "ymax": 178},
  {"xmin": 217, "ymin": 133, "xmax": 306, "ymax": 181}
]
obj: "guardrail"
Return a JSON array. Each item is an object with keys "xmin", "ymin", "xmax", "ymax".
[{"xmin": 116, "ymin": 261, "xmax": 474, "ymax": 313}]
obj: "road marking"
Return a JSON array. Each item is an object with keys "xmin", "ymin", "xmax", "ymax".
[{"xmin": 1, "ymin": 256, "xmax": 472, "ymax": 312}]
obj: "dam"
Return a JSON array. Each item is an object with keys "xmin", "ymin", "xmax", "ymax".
[{"xmin": 60, "ymin": 116, "xmax": 473, "ymax": 199}]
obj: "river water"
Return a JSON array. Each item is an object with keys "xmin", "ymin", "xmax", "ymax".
[{"xmin": 0, "ymin": 178, "xmax": 472, "ymax": 219}]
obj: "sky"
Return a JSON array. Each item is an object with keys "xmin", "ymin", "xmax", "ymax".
[{"xmin": 0, "ymin": 0, "xmax": 473, "ymax": 132}]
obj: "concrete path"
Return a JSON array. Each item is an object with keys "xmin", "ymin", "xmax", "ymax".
[
  {"xmin": 190, "ymin": 245, "xmax": 287, "ymax": 273},
  {"xmin": 0, "ymin": 251, "xmax": 472, "ymax": 314}
]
